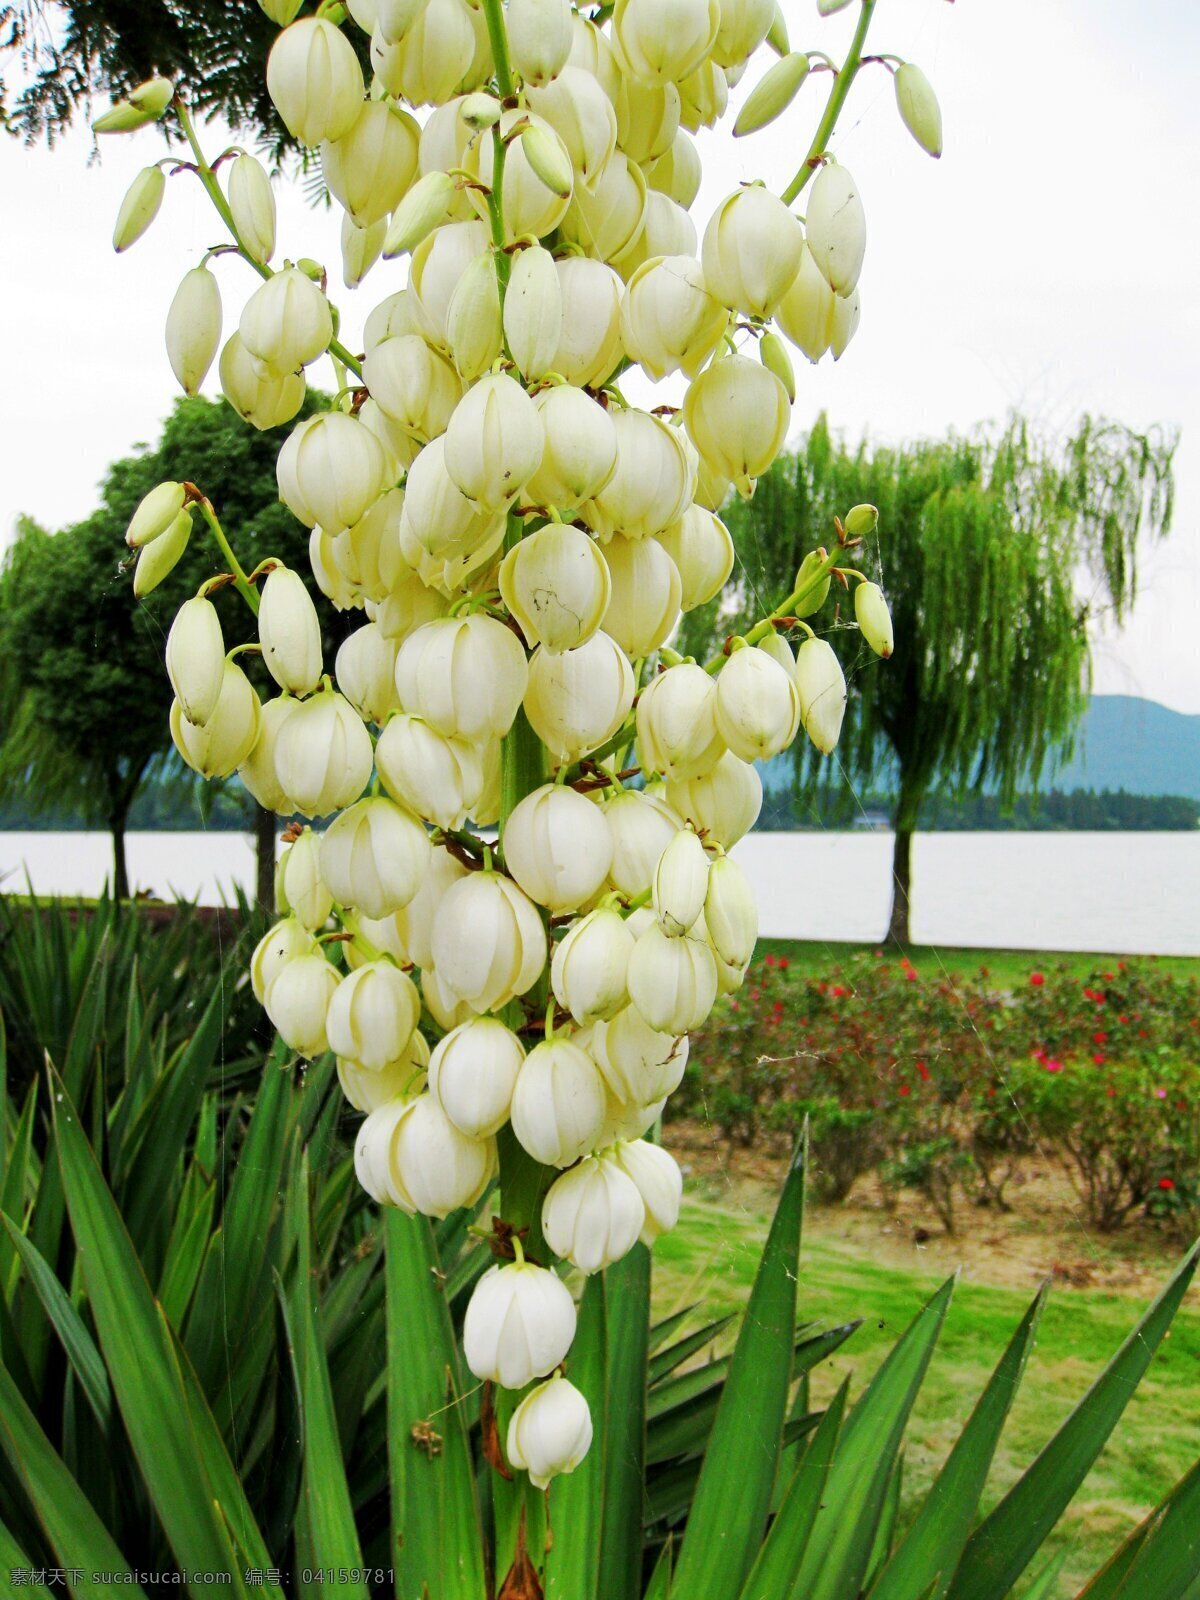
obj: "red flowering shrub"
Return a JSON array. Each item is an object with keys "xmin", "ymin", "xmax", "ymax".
[{"xmin": 679, "ymin": 954, "xmax": 1200, "ymax": 1233}]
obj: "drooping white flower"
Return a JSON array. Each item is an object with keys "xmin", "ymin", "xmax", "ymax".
[
  {"xmin": 165, "ymin": 597, "xmax": 225, "ymax": 728},
  {"xmin": 585, "ymin": 1003, "xmax": 689, "ymax": 1105},
  {"xmin": 227, "ymin": 153, "xmax": 276, "ymax": 263},
  {"xmin": 250, "ymin": 916, "xmax": 317, "ymax": 1005},
  {"xmin": 714, "ymin": 641, "xmax": 801, "ymax": 762},
  {"xmin": 267, "ymin": 17, "xmax": 364, "ymax": 147},
  {"xmin": 320, "ymin": 795, "xmax": 431, "ymax": 918},
  {"xmin": 338, "ymin": 1029, "xmax": 428, "ymax": 1112},
  {"xmin": 335, "ymin": 622, "xmax": 400, "ymax": 725},
  {"xmin": 510, "ymin": 1036, "xmax": 608, "ymax": 1167},
  {"xmin": 585, "ymin": 408, "xmax": 694, "ymax": 542},
  {"xmin": 603, "ymin": 789, "xmax": 681, "ymax": 898},
  {"xmin": 523, "ymin": 632, "xmax": 635, "ymax": 765},
  {"xmin": 503, "ymin": 784, "xmax": 614, "ymax": 913},
  {"xmin": 273, "ymin": 690, "xmax": 374, "ymax": 817},
  {"xmin": 612, "ymin": 1139, "xmax": 683, "ymax": 1243},
  {"xmin": 430, "ymin": 871, "xmax": 547, "ymax": 1013},
  {"xmin": 701, "ymin": 186, "xmax": 803, "ymax": 318},
  {"xmin": 506, "ymin": 1377, "xmax": 593, "ymax": 1489},
  {"xmin": 326, "ymin": 960, "xmax": 421, "ymax": 1071},
  {"xmin": 682, "ymin": 353, "xmax": 790, "ymax": 497},
  {"xmin": 551, "ymin": 906, "xmax": 634, "ymax": 1025},
  {"xmin": 428, "ymin": 1016, "xmax": 525, "ymax": 1138},
  {"xmin": 463, "ymin": 1261, "xmax": 577, "ymax": 1389},
  {"xmin": 239, "ymin": 696, "xmax": 299, "ymax": 812},
  {"xmin": 652, "ymin": 826, "xmax": 710, "ymax": 936},
  {"xmin": 541, "ymin": 1151, "xmax": 645, "ymax": 1272},
  {"xmin": 636, "ymin": 661, "xmax": 725, "ymax": 781},
  {"xmin": 499, "ymin": 522, "xmax": 612, "ymax": 653},
  {"xmin": 394, "ymin": 614, "xmax": 528, "ymax": 742},
  {"xmin": 263, "ymin": 951, "xmax": 340, "ymax": 1056},
  {"xmin": 703, "ymin": 853, "xmax": 758, "ymax": 968},
  {"xmin": 375, "ymin": 712, "xmax": 484, "ymax": 830},
  {"xmin": 551, "ymin": 257, "xmax": 625, "ymax": 388},
  {"xmin": 665, "ymin": 750, "xmax": 763, "ymax": 847},
  {"xmin": 620, "ymin": 255, "xmax": 727, "ymax": 381},
  {"xmin": 276, "ymin": 827, "xmax": 333, "ymax": 931},
  {"xmin": 169, "ymin": 661, "xmax": 260, "ymax": 780},
  {"xmin": 794, "ymin": 637, "xmax": 847, "ymax": 755},
  {"xmin": 627, "ymin": 920, "xmax": 718, "ymax": 1032},
  {"xmin": 321, "ymin": 99, "xmax": 420, "ymax": 227},
  {"xmin": 601, "ymin": 535, "xmax": 682, "ymax": 658},
  {"xmin": 805, "ymin": 161, "xmax": 866, "ymax": 296},
  {"xmin": 854, "ymin": 581, "xmax": 894, "ymax": 658},
  {"xmin": 656, "ymin": 505, "xmax": 734, "ymax": 612},
  {"xmin": 241, "ymin": 267, "xmax": 333, "ymax": 374},
  {"xmin": 259, "ymin": 566, "xmax": 323, "ymax": 695},
  {"xmin": 165, "ymin": 267, "xmax": 221, "ymax": 396}
]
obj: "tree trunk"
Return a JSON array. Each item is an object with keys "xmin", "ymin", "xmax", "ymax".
[
  {"xmin": 254, "ymin": 802, "xmax": 276, "ymax": 916},
  {"xmin": 888, "ymin": 824, "xmax": 912, "ymax": 946},
  {"xmin": 110, "ymin": 804, "xmax": 130, "ymax": 902}
]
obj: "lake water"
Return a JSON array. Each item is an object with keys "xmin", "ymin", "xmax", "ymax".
[{"xmin": 3, "ymin": 829, "xmax": 1197, "ymax": 957}]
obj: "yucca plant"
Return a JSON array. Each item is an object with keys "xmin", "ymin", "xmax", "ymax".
[{"xmin": 1, "ymin": 931, "xmax": 1198, "ymax": 1600}]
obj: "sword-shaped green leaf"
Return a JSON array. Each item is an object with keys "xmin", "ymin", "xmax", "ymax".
[
  {"xmin": 790, "ymin": 1274, "xmax": 956, "ymax": 1600},
  {"xmin": 947, "ymin": 1240, "xmax": 1200, "ymax": 1600},
  {"xmin": 598, "ymin": 1242, "xmax": 651, "ymax": 1600},
  {"xmin": 544, "ymin": 1272, "xmax": 606, "ymax": 1600},
  {"xmin": 870, "ymin": 1283, "xmax": 1048, "ymax": 1600},
  {"xmin": 1077, "ymin": 1458, "xmax": 1200, "ymax": 1600},
  {"xmin": 669, "ymin": 1132, "xmax": 808, "ymax": 1600}
]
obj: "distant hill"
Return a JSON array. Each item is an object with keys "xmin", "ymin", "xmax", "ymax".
[
  {"xmin": 760, "ymin": 695, "xmax": 1200, "ymax": 806},
  {"xmin": 1045, "ymin": 696, "xmax": 1200, "ymax": 800}
]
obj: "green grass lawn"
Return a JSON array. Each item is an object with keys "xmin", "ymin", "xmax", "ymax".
[
  {"xmin": 755, "ymin": 937, "xmax": 1200, "ymax": 987},
  {"xmin": 654, "ymin": 1189, "xmax": 1200, "ymax": 1595}
]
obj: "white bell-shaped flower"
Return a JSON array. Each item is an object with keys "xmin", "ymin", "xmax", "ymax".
[
  {"xmin": 854, "ymin": 581, "xmax": 894, "ymax": 658},
  {"xmin": 267, "ymin": 17, "xmax": 364, "ymax": 147},
  {"xmin": 326, "ymin": 960, "xmax": 421, "ymax": 1071},
  {"xmin": 665, "ymin": 750, "xmax": 763, "ymax": 847},
  {"xmin": 320, "ymin": 795, "xmax": 431, "ymax": 918},
  {"xmin": 393, "ymin": 844, "xmax": 467, "ymax": 968},
  {"xmin": 273, "ymin": 690, "xmax": 373, "ymax": 817},
  {"xmin": 443, "ymin": 371, "xmax": 544, "ymax": 510},
  {"xmin": 552, "ymin": 256, "xmax": 625, "ymax": 387},
  {"xmin": 394, "ymin": 613, "xmax": 527, "ymax": 740},
  {"xmin": 613, "ymin": 1139, "xmax": 683, "ymax": 1243},
  {"xmin": 335, "ymin": 622, "xmax": 400, "ymax": 725},
  {"xmin": 627, "ymin": 921, "xmax": 717, "ymax": 1032},
  {"xmin": 613, "ymin": 0, "xmax": 719, "ymax": 86},
  {"xmin": 585, "ymin": 1003, "xmax": 688, "ymax": 1104},
  {"xmin": 503, "ymin": 784, "xmax": 614, "ymax": 913},
  {"xmin": 645, "ymin": 128, "xmax": 702, "ymax": 208},
  {"xmin": 794, "ymin": 637, "xmax": 847, "ymax": 756},
  {"xmin": 551, "ymin": 906, "xmax": 634, "ymax": 1024},
  {"xmin": 714, "ymin": 641, "xmax": 801, "ymax": 762},
  {"xmin": 352, "ymin": 1098, "xmax": 412, "ymax": 1206},
  {"xmin": 677, "ymin": 56, "xmax": 728, "ymax": 131},
  {"xmin": 428, "ymin": 1016, "xmax": 525, "ymax": 1137},
  {"xmin": 264, "ymin": 951, "xmax": 340, "ymax": 1056},
  {"xmin": 278, "ymin": 411, "xmax": 389, "ymax": 535},
  {"xmin": 502, "ymin": 244, "xmax": 564, "ymax": 382},
  {"xmin": 258, "ymin": 566, "xmax": 323, "ymax": 695},
  {"xmin": 338, "ymin": 1029, "xmax": 428, "ymax": 1113},
  {"xmin": 507, "ymin": 0, "xmax": 573, "ymax": 84},
  {"xmin": 462, "ymin": 111, "xmax": 573, "ymax": 243},
  {"xmin": 445, "ymin": 252, "xmax": 504, "ymax": 381},
  {"xmin": 601, "ymin": 534, "xmax": 682, "ymax": 657},
  {"xmin": 510, "ymin": 1035, "xmax": 608, "ymax": 1167},
  {"xmin": 375, "ymin": 572, "xmax": 450, "ymax": 643},
  {"xmin": 220, "ymin": 333, "xmax": 306, "ymax": 431},
  {"xmin": 398, "ymin": 436, "xmax": 499, "ymax": 571},
  {"xmin": 420, "ymin": 964, "xmax": 477, "ymax": 1032},
  {"xmin": 615, "ymin": 189, "xmax": 698, "ymax": 278},
  {"xmin": 636, "ymin": 661, "xmax": 725, "ymax": 781},
  {"xmin": 701, "ymin": 186, "xmax": 803, "ymax": 318},
  {"xmin": 527, "ymin": 69, "xmax": 617, "ymax": 193},
  {"xmin": 276, "ymin": 827, "xmax": 333, "ymax": 931},
  {"xmin": 712, "ymin": 0, "xmax": 774, "ymax": 66},
  {"xmin": 506, "ymin": 1376, "xmax": 593, "ymax": 1489},
  {"xmin": 169, "ymin": 661, "xmax": 261, "ymax": 780},
  {"xmin": 166, "ymin": 596, "xmax": 224, "ymax": 728},
  {"xmin": 408, "ymin": 219, "xmax": 492, "ymax": 350},
  {"xmin": 227, "ymin": 153, "xmax": 276, "ymax": 264},
  {"xmin": 463, "ymin": 1260, "xmax": 577, "ymax": 1389},
  {"xmin": 430, "ymin": 871, "xmax": 547, "ymax": 1012},
  {"xmin": 805, "ymin": 161, "xmax": 866, "ymax": 296},
  {"xmin": 240, "ymin": 697, "xmax": 297, "ymax": 815},
  {"xmin": 704, "ymin": 853, "xmax": 758, "ymax": 968},
  {"xmin": 392, "ymin": 1093, "xmax": 496, "ymax": 1216},
  {"xmin": 251, "ymin": 916, "xmax": 317, "ymax": 1005},
  {"xmin": 321, "ymin": 99, "xmax": 420, "ymax": 227},
  {"xmin": 652, "ymin": 826, "xmax": 710, "ymax": 936},
  {"xmin": 165, "ymin": 266, "xmax": 221, "ymax": 396},
  {"xmin": 682, "ymin": 353, "xmax": 791, "ymax": 496},
  {"xmin": 362, "ymin": 333, "xmax": 462, "ymax": 441},
  {"xmin": 542, "ymin": 1152, "xmax": 645, "ymax": 1272},
  {"xmin": 774, "ymin": 241, "xmax": 842, "ymax": 363},
  {"xmin": 604, "ymin": 789, "xmax": 681, "ymax": 897},
  {"xmin": 524, "ymin": 632, "xmax": 635, "ymax": 764},
  {"xmin": 375, "ymin": 711, "xmax": 484, "ymax": 830},
  {"xmin": 240, "ymin": 267, "xmax": 333, "ymax": 373},
  {"xmin": 525, "ymin": 388, "xmax": 618, "ymax": 513},
  {"xmin": 656, "ymin": 505, "xmax": 734, "ymax": 611},
  {"xmin": 620, "ymin": 255, "xmax": 727, "ymax": 381},
  {"xmin": 343, "ymin": 908, "xmax": 409, "ymax": 971},
  {"xmin": 499, "ymin": 522, "xmax": 611, "ymax": 653},
  {"xmin": 370, "ymin": 0, "xmax": 479, "ymax": 108},
  {"xmin": 585, "ymin": 408, "xmax": 693, "ymax": 542},
  {"xmin": 559, "ymin": 150, "xmax": 647, "ymax": 263}
]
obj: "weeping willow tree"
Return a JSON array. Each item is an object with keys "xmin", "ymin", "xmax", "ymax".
[{"xmin": 681, "ymin": 413, "xmax": 1176, "ymax": 944}]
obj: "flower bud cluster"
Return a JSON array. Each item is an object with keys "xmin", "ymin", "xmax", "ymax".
[{"xmin": 110, "ymin": 0, "xmax": 931, "ymax": 1500}]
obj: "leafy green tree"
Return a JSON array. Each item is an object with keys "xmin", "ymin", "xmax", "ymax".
[
  {"xmin": 0, "ymin": 393, "xmax": 325, "ymax": 901},
  {"xmin": 682, "ymin": 414, "xmax": 1176, "ymax": 943},
  {"xmin": 0, "ymin": 0, "xmax": 336, "ymax": 158}
]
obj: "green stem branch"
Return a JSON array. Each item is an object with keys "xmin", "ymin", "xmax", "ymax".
[
  {"xmin": 782, "ymin": 0, "xmax": 877, "ymax": 204},
  {"xmin": 194, "ymin": 497, "xmax": 259, "ymax": 614}
]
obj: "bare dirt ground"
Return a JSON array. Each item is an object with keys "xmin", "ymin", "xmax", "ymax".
[{"xmin": 666, "ymin": 1116, "xmax": 1182, "ymax": 1300}]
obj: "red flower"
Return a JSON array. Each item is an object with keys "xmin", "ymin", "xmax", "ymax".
[
  {"xmin": 1093, "ymin": 1053, "xmax": 1106, "ymax": 1065},
  {"xmin": 1093, "ymin": 1031, "xmax": 1108, "ymax": 1044},
  {"xmin": 778, "ymin": 958, "xmax": 789, "ymax": 971},
  {"xmin": 916, "ymin": 1060, "xmax": 930, "ymax": 1081},
  {"xmin": 764, "ymin": 953, "xmax": 776, "ymax": 967},
  {"xmin": 1045, "ymin": 1059, "xmax": 1064, "ymax": 1073},
  {"xmin": 1159, "ymin": 1177, "xmax": 1176, "ymax": 1191},
  {"xmin": 898, "ymin": 1084, "xmax": 911, "ymax": 1096},
  {"xmin": 1030, "ymin": 972, "xmax": 1045, "ymax": 987}
]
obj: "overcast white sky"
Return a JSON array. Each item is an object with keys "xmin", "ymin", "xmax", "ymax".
[{"xmin": 2, "ymin": 0, "xmax": 1197, "ymax": 709}]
